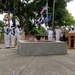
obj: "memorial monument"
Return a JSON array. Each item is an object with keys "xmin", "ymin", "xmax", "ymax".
[{"xmin": 17, "ymin": 36, "xmax": 67, "ymax": 56}]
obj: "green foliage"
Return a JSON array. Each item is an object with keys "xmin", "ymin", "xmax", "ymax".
[
  {"xmin": 30, "ymin": 27, "xmax": 41, "ymax": 34},
  {"xmin": 0, "ymin": 20, "xmax": 5, "ymax": 27},
  {"xmin": 39, "ymin": 26, "xmax": 47, "ymax": 34},
  {"xmin": 65, "ymin": 13, "xmax": 75, "ymax": 26},
  {"xmin": 53, "ymin": 0, "xmax": 75, "ymax": 26},
  {"xmin": 30, "ymin": 25, "xmax": 47, "ymax": 35},
  {"xmin": 0, "ymin": 32, "xmax": 4, "ymax": 43},
  {"xmin": 0, "ymin": 0, "xmax": 75, "ymax": 33},
  {"xmin": 66, "ymin": 0, "xmax": 73, "ymax": 2}
]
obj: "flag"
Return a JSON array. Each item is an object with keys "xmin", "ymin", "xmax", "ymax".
[
  {"xmin": 48, "ymin": 15, "xmax": 51, "ymax": 22},
  {"xmin": 39, "ymin": 15, "xmax": 51, "ymax": 24},
  {"xmin": 6, "ymin": 3, "xmax": 10, "ymax": 27},
  {"xmin": 40, "ymin": 3, "xmax": 48, "ymax": 14},
  {"xmin": 44, "ymin": 15, "xmax": 51, "ymax": 23},
  {"xmin": 37, "ymin": 16, "xmax": 44, "ymax": 24}
]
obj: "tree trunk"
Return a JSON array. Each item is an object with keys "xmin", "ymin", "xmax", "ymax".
[
  {"xmin": 19, "ymin": 15, "xmax": 24, "ymax": 28},
  {"xmin": 17, "ymin": 0, "xmax": 24, "ymax": 28},
  {"xmin": 25, "ymin": 18, "xmax": 29, "ymax": 34}
]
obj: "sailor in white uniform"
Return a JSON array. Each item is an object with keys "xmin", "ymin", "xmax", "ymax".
[
  {"xmin": 11, "ymin": 26, "xmax": 15, "ymax": 47},
  {"xmin": 19, "ymin": 27, "xmax": 23, "ymax": 40},
  {"xmin": 15, "ymin": 25, "xmax": 23, "ymax": 44},
  {"xmin": 55, "ymin": 26, "xmax": 61, "ymax": 41},
  {"xmin": 47, "ymin": 27, "xmax": 53, "ymax": 41},
  {"xmin": 69, "ymin": 27, "xmax": 75, "ymax": 33},
  {"xmin": 15, "ymin": 26, "xmax": 19, "ymax": 44},
  {"xmin": 4, "ymin": 25, "xmax": 10, "ymax": 48}
]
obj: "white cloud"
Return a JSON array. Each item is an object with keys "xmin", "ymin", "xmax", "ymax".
[{"xmin": 66, "ymin": 0, "xmax": 75, "ymax": 19}]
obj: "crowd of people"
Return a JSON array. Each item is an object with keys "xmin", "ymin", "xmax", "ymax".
[
  {"xmin": 47, "ymin": 26, "xmax": 70, "ymax": 42},
  {"xmin": 4, "ymin": 24, "xmax": 23, "ymax": 48},
  {"xmin": 3, "ymin": 24, "xmax": 75, "ymax": 48}
]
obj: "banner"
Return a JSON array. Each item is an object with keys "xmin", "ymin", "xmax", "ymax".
[{"xmin": 41, "ymin": 15, "xmax": 51, "ymax": 24}]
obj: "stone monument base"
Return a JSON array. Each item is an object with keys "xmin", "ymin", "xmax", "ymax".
[{"xmin": 17, "ymin": 40, "xmax": 67, "ymax": 56}]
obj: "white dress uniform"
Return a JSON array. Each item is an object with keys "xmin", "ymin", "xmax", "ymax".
[
  {"xmin": 47, "ymin": 29, "xmax": 53, "ymax": 41},
  {"xmin": 55, "ymin": 29, "xmax": 61, "ymax": 41},
  {"xmin": 15, "ymin": 27, "xmax": 23, "ymax": 44},
  {"xmin": 69, "ymin": 29, "xmax": 75, "ymax": 33},
  {"xmin": 15, "ymin": 27, "xmax": 19, "ymax": 44},
  {"xmin": 4, "ymin": 26, "xmax": 10, "ymax": 48},
  {"xmin": 11, "ymin": 27, "xmax": 15, "ymax": 47},
  {"xmin": 19, "ymin": 28, "xmax": 23, "ymax": 40}
]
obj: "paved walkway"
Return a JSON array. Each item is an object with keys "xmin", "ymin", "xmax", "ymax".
[{"xmin": 0, "ymin": 44, "xmax": 75, "ymax": 75}]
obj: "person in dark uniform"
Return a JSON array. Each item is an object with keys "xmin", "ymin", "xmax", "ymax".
[{"xmin": 61, "ymin": 27, "xmax": 68, "ymax": 42}]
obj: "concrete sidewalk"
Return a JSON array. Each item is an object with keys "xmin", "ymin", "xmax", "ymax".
[{"xmin": 0, "ymin": 44, "xmax": 75, "ymax": 75}]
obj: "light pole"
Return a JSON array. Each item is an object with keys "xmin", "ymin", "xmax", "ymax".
[{"xmin": 52, "ymin": 0, "xmax": 55, "ymax": 30}]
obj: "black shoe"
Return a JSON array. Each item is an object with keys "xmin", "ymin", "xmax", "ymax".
[{"xmin": 6, "ymin": 47, "xmax": 10, "ymax": 49}]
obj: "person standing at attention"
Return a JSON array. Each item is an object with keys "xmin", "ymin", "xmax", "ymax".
[
  {"xmin": 15, "ymin": 25, "xmax": 23, "ymax": 45},
  {"xmin": 11, "ymin": 26, "xmax": 15, "ymax": 48},
  {"xmin": 4, "ymin": 24, "xmax": 10, "ymax": 48},
  {"xmin": 47, "ymin": 27, "xmax": 53, "ymax": 41},
  {"xmin": 55, "ymin": 26, "xmax": 61, "ymax": 41}
]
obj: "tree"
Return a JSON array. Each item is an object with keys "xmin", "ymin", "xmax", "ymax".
[
  {"xmin": 0, "ymin": 0, "xmax": 75, "ymax": 33},
  {"xmin": 65, "ymin": 12, "xmax": 75, "ymax": 25}
]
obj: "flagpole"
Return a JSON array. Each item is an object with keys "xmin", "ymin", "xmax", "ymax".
[
  {"xmin": 52, "ymin": 0, "xmax": 55, "ymax": 30},
  {"xmin": 13, "ymin": 0, "xmax": 16, "ymax": 27},
  {"xmin": 46, "ymin": 0, "xmax": 48, "ymax": 26},
  {"xmin": 8, "ymin": 2, "xmax": 10, "ymax": 28}
]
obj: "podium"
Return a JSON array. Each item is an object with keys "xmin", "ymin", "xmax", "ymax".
[{"xmin": 67, "ymin": 33, "xmax": 75, "ymax": 49}]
